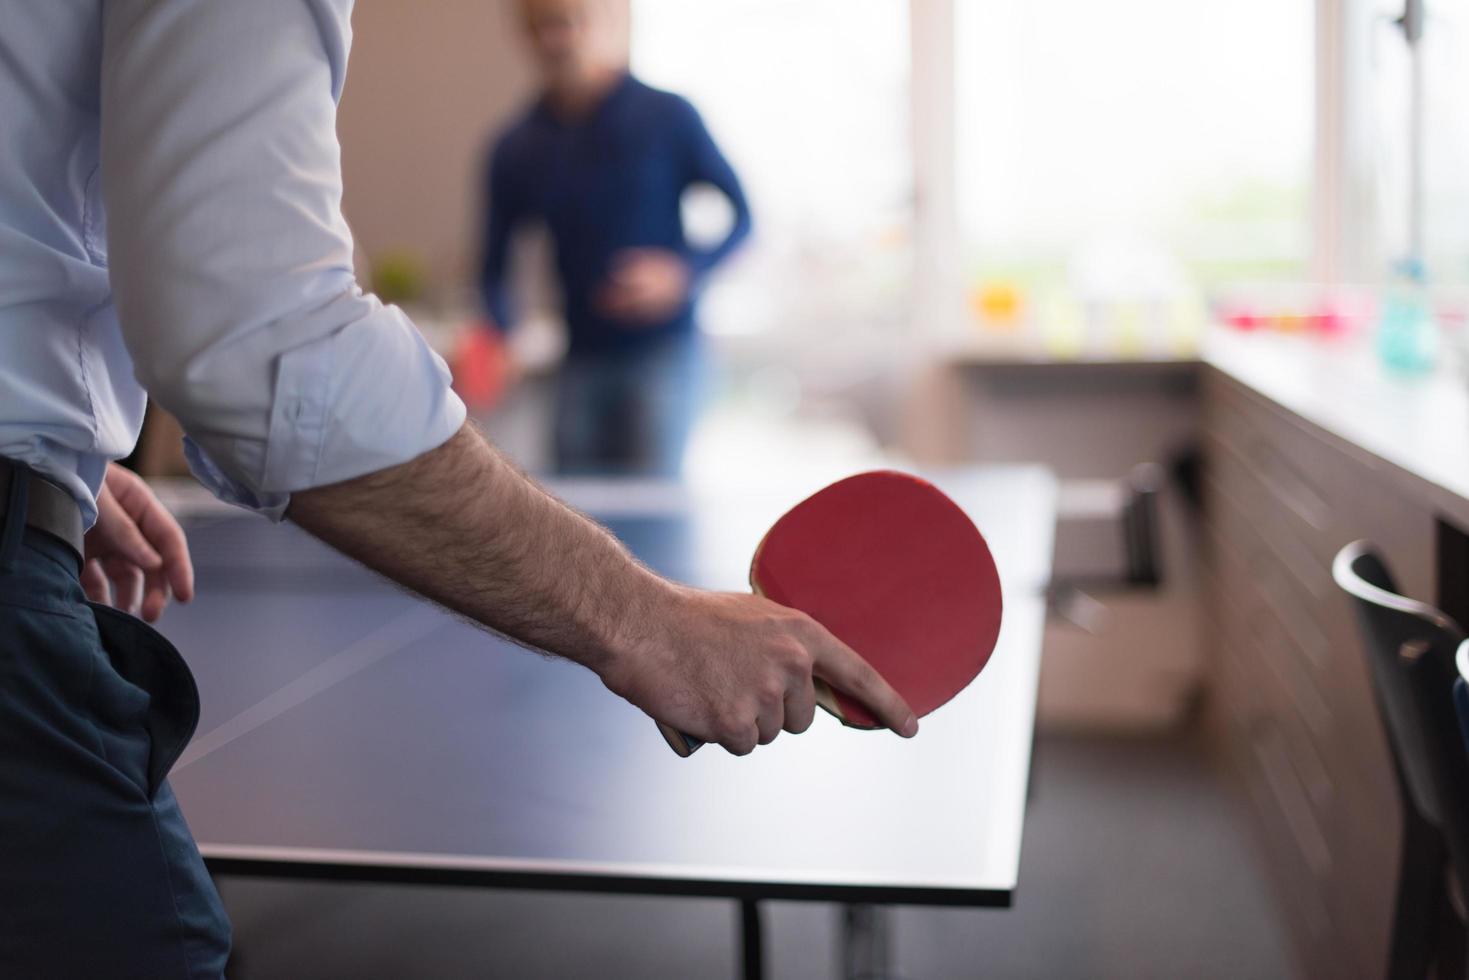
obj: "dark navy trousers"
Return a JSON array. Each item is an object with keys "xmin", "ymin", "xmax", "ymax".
[{"xmin": 0, "ymin": 528, "xmax": 231, "ymax": 978}]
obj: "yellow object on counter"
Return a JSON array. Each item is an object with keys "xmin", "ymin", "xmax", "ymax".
[{"xmin": 971, "ymin": 280, "xmax": 1026, "ymax": 332}]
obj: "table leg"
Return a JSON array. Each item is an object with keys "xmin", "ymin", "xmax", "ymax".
[
  {"xmin": 840, "ymin": 903, "xmax": 892, "ymax": 980},
  {"xmin": 740, "ymin": 898, "xmax": 765, "ymax": 980}
]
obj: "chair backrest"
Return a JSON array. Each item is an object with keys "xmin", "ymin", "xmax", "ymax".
[
  {"xmin": 1456, "ymin": 640, "xmax": 1469, "ymax": 760},
  {"xmin": 1334, "ymin": 542, "xmax": 1469, "ymax": 854}
]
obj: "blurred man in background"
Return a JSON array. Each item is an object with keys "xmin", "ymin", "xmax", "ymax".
[{"xmin": 481, "ymin": 0, "xmax": 751, "ymax": 477}]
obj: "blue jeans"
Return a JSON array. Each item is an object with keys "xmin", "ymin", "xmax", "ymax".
[
  {"xmin": 0, "ymin": 526, "xmax": 230, "ymax": 978},
  {"xmin": 554, "ymin": 334, "xmax": 706, "ymax": 478}
]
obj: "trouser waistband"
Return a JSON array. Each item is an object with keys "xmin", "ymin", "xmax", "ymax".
[{"xmin": 0, "ymin": 459, "xmax": 85, "ymax": 570}]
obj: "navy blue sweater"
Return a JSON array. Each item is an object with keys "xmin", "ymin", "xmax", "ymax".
[{"xmin": 480, "ymin": 74, "xmax": 751, "ymax": 355}]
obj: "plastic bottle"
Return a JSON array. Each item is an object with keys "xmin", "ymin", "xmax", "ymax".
[{"xmin": 1377, "ymin": 259, "xmax": 1438, "ymax": 374}]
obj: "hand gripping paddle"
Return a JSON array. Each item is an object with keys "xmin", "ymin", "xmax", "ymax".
[{"xmin": 658, "ymin": 470, "xmax": 1004, "ymax": 756}]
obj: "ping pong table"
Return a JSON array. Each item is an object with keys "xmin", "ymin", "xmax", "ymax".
[{"xmin": 155, "ymin": 466, "xmax": 1056, "ymax": 980}]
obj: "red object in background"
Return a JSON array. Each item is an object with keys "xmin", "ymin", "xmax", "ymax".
[
  {"xmin": 451, "ymin": 326, "xmax": 511, "ymax": 411},
  {"xmin": 1313, "ymin": 291, "xmax": 1378, "ymax": 339},
  {"xmin": 1224, "ymin": 308, "xmax": 1264, "ymax": 332},
  {"xmin": 1313, "ymin": 303, "xmax": 1351, "ymax": 338},
  {"xmin": 1220, "ymin": 292, "xmax": 1371, "ymax": 339}
]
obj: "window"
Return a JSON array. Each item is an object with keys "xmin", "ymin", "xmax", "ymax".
[
  {"xmin": 954, "ymin": 0, "xmax": 1315, "ymax": 349},
  {"xmin": 630, "ymin": 0, "xmax": 913, "ymax": 347},
  {"xmin": 1363, "ymin": 0, "xmax": 1469, "ymax": 285}
]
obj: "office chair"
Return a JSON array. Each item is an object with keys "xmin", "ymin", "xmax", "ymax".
[
  {"xmin": 1457, "ymin": 640, "xmax": 1469, "ymax": 761},
  {"xmin": 1335, "ymin": 541, "xmax": 1469, "ymax": 980}
]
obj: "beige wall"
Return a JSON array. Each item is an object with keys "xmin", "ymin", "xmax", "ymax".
[{"xmin": 337, "ymin": 0, "xmax": 629, "ymax": 297}]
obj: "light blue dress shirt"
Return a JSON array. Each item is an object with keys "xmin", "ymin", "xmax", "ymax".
[{"xmin": 0, "ymin": 0, "xmax": 466, "ymax": 527}]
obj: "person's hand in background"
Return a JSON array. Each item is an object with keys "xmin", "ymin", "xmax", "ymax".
[
  {"xmin": 450, "ymin": 325, "xmax": 519, "ymax": 412},
  {"xmin": 82, "ymin": 464, "xmax": 195, "ymax": 622},
  {"xmin": 595, "ymin": 248, "xmax": 690, "ymax": 326}
]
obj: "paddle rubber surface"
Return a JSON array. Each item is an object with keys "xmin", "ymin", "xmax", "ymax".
[{"xmin": 750, "ymin": 470, "xmax": 1004, "ymax": 729}]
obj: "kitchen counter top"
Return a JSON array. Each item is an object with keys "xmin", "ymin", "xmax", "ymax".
[{"xmin": 1203, "ymin": 331, "xmax": 1469, "ymax": 528}]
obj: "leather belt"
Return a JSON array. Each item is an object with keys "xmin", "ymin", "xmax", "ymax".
[{"xmin": 0, "ymin": 460, "xmax": 85, "ymax": 563}]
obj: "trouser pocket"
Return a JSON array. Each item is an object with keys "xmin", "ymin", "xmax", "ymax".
[{"xmin": 88, "ymin": 604, "xmax": 201, "ymax": 797}]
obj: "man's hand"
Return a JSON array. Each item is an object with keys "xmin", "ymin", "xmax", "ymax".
[
  {"xmin": 600, "ymin": 587, "xmax": 919, "ymax": 756},
  {"xmin": 288, "ymin": 424, "xmax": 915, "ymax": 756},
  {"xmin": 83, "ymin": 465, "xmax": 195, "ymax": 622},
  {"xmin": 594, "ymin": 248, "xmax": 690, "ymax": 326}
]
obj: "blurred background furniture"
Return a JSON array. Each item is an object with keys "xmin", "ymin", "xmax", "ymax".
[
  {"xmin": 911, "ymin": 356, "xmax": 1205, "ymax": 732},
  {"xmin": 1456, "ymin": 642, "xmax": 1469, "ymax": 758},
  {"xmin": 1200, "ymin": 331, "xmax": 1469, "ymax": 980},
  {"xmin": 1335, "ymin": 542, "xmax": 1469, "ymax": 980}
]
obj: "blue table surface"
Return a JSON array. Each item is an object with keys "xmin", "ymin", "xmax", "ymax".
[{"xmin": 158, "ymin": 467, "xmax": 1057, "ymax": 900}]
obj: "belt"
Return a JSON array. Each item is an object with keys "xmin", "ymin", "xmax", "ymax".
[{"xmin": 0, "ymin": 461, "xmax": 85, "ymax": 563}]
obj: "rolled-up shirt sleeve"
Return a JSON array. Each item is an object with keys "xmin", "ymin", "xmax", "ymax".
[{"xmin": 99, "ymin": 0, "xmax": 465, "ymax": 521}]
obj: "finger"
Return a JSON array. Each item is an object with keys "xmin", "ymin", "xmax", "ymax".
[
  {"xmin": 720, "ymin": 724, "xmax": 759, "ymax": 757},
  {"xmin": 608, "ymin": 248, "xmax": 649, "ymax": 274},
  {"xmin": 104, "ymin": 560, "xmax": 144, "ymax": 615},
  {"xmin": 756, "ymin": 699, "xmax": 784, "ymax": 746},
  {"xmin": 609, "ymin": 290, "xmax": 659, "ymax": 323},
  {"xmin": 102, "ymin": 465, "xmax": 153, "ymax": 520},
  {"xmin": 783, "ymin": 675, "xmax": 817, "ymax": 735},
  {"xmin": 81, "ymin": 559, "xmax": 111, "ymax": 605},
  {"xmin": 811, "ymin": 633, "xmax": 918, "ymax": 737},
  {"xmin": 103, "ymin": 514, "xmax": 163, "ymax": 571},
  {"xmin": 100, "ymin": 469, "xmax": 169, "ymax": 569},
  {"xmin": 596, "ymin": 284, "xmax": 636, "ymax": 315},
  {"xmin": 102, "ymin": 461, "xmax": 138, "ymax": 498},
  {"xmin": 140, "ymin": 568, "xmax": 173, "ymax": 623},
  {"xmin": 135, "ymin": 499, "xmax": 194, "ymax": 603}
]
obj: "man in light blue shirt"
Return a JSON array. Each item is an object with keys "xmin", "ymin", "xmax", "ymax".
[{"xmin": 0, "ymin": 2, "xmax": 916, "ymax": 974}]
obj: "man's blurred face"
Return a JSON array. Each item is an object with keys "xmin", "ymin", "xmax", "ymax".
[{"xmin": 517, "ymin": 0, "xmax": 598, "ymax": 87}]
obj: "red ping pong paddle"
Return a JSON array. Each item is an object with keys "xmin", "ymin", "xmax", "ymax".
[{"xmin": 658, "ymin": 470, "xmax": 1004, "ymax": 756}]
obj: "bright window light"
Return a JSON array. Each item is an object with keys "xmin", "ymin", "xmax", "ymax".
[
  {"xmin": 956, "ymin": 0, "xmax": 1315, "ymax": 304},
  {"xmin": 1366, "ymin": 0, "xmax": 1469, "ymax": 284},
  {"xmin": 631, "ymin": 0, "xmax": 913, "ymax": 341}
]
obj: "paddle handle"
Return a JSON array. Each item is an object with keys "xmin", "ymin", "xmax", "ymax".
[
  {"xmin": 656, "ymin": 679, "xmax": 841, "ymax": 757},
  {"xmin": 657, "ymin": 722, "xmax": 704, "ymax": 757}
]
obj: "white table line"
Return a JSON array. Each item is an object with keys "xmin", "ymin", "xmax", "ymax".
[{"xmin": 175, "ymin": 605, "xmax": 448, "ymax": 771}]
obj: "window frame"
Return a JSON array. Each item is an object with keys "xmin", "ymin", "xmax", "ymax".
[{"xmin": 908, "ymin": 0, "xmax": 1386, "ymax": 341}]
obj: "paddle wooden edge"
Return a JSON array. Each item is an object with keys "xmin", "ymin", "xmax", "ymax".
[{"xmin": 657, "ymin": 722, "xmax": 702, "ymax": 757}]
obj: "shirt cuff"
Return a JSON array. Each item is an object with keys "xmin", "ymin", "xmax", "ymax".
[{"xmin": 186, "ymin": 301, "xmax": 467, "ymax": 522}]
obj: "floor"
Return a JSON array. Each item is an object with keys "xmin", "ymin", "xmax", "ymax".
[{"xmin": 219, "ymin": 730, "xmax": 1298, "ymax": 980}]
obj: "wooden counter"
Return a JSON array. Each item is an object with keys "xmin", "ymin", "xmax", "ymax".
[
  {"xmin": 1200, "ymin": 331, "xmax": 1469, "ymax": 979},
  {"xmin": 1206, "ymin": 333, "xmax": 1469, "ymax": 530}
]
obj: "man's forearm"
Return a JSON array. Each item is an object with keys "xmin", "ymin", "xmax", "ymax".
[
  {"xmin": 287, "ymin": 422, "xmax": 667, "ymax": 672},
  {"xmin": 284, "ymin": 421, "xmax": 918, "ymax": 754}
]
